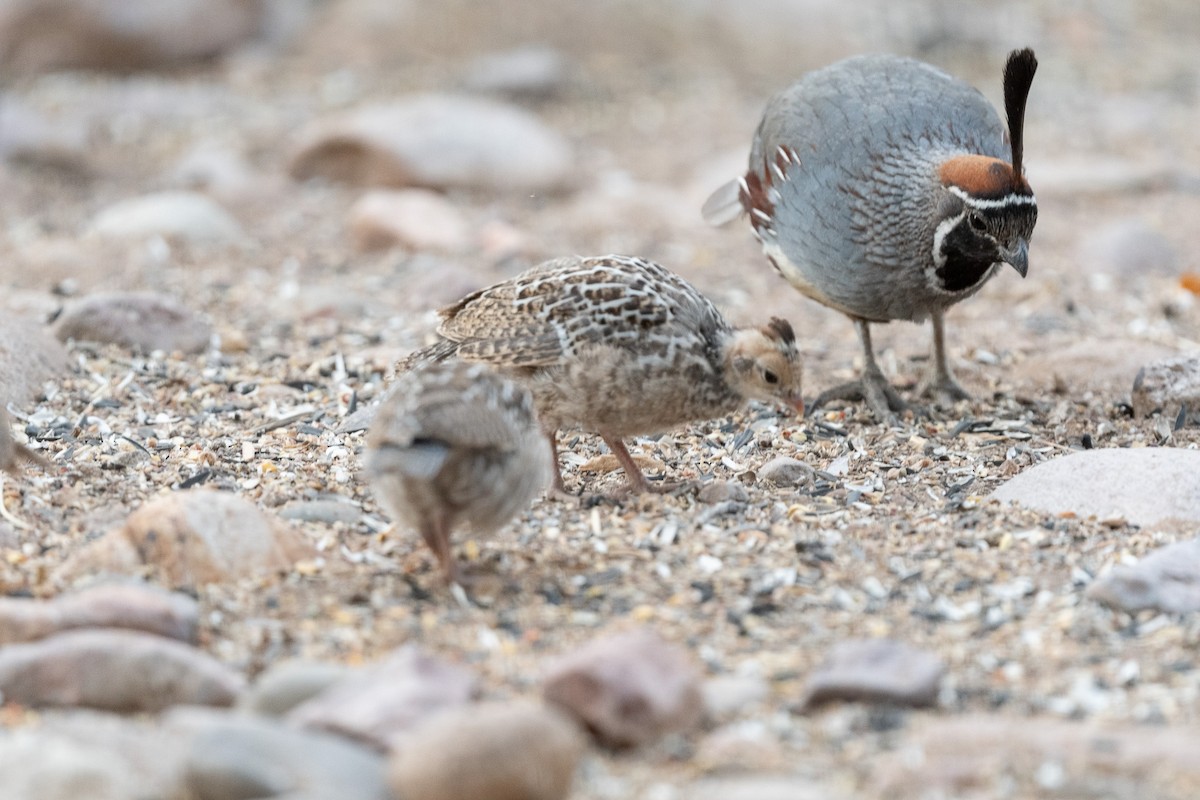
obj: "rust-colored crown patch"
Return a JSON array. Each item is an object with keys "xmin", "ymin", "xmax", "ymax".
[{"xmin": 939, "ymin": 155, "xmax": 1031, "ymax": 200}]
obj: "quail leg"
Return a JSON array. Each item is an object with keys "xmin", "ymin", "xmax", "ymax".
[
  {"xmin": 419, "ymin": 514, "xmax": 461, "ymax": 585},
  {"xmin": 601, "ymin": 436, "xmax": 656, "ymax": 494},
  {"xmin": 919, "ymin": 311, "xmax": 971, "ymax": 401},
  {"xmin": 811, "ymin": 319, "xmax": 907, "ymax": 422},
  {"xmin": 543, "ymin": 430, "xmax": 579, "ymax": 502}
]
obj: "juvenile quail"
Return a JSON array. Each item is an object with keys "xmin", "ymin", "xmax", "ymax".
[
  {"xmin": 402, "ymin": 254, "xmax": 804, "ymax": 494},
  {"xmin": 704, "ymin": 49, "xmax": 1039, "ymax": 421},
  {"xmin": 365, "ymin": 361, "xmax": 549, "ymax": 584},
  {"xmin": 0, "ymin": 407, "xmax": 46, "ymax": 473}
]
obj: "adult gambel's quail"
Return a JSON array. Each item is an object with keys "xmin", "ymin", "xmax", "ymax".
[
  {"xmin": 704, "ymin": 49, "xmax": 1038, "ymax": 421},
  {"xmin": 365, "ymin": 361, "xmax": 549, "ymax": 585},
  {"xmin": 402, "ymin": 254, "xmax": 805, "ymax": 494}
]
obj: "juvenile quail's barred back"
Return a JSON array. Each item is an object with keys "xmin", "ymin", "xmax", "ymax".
[
  {"xmin": 704, "ymin": 49, "xmax": 1039, "ymax": 422},
  {"xmin": 402, "ymin": 254, "xmax": 805, "ymax": 493},
  {"xmin": 365, "ymin": 361, "xmax": 548, "ymax": 584}
]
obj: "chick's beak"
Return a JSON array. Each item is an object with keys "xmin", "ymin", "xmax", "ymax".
[
  {"xmin": 1002, "ymin": 238, "xmax": 1029, "ymax": 278},
  {"xmin": 785, "ymin": 391, "xmax": 805, "ymax": 417}
]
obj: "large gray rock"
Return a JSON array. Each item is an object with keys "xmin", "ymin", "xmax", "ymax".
[
  {"xmin": 990, "ymin": 448, "xmax": 1200, "ymax": 526},
  {"xmin": 0, "ymin": 0, "xmax": 265, "ymax": 74},
  {"xmin": 289, "ymin": 95, "xmax": 573, "ymax": 193},
  {"xmin": 1087, "ymin": 538, "xmax": 1200, "ymax": 614},
  {"xmin": 169, "ymin": 707, "xmax": 392, "ymax": 800}
]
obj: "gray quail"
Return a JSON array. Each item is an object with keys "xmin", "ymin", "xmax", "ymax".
[
  {"xmin": 704, "ymin": 49, "xmax": 1038, "ymax": 422},
  {"xmin": 365, "ymin": 361, "xmax": 549, "ymax": 584},
  {"xmin": 402, "ymin": 254, "xmax": 804, "ymax": 494}
]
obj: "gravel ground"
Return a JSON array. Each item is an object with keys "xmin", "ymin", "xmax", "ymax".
[{"xmin": 2, "ymin": 1, "xmax": 1200, "ymax": 797}]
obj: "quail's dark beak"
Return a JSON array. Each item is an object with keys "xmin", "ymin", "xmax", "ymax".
[{"xmin": 1002, "ymin": 238, "xmax": 1029, "ymax": 278}]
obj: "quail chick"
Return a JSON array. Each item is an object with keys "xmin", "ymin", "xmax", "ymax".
[
  {"xmin": 0, "ymin": 407, "xmax": 46, "ymax": 473},
  {"xmin": 704, "ymin": 49, "xmax": 1038, "ymax": 421},
  {"xmin": 402, "ymin": 254, "xmax": 804, "ymax": 494},
  {"xmin": 365, "ymin": 361, "xmax": 549, "ymax": 585}
]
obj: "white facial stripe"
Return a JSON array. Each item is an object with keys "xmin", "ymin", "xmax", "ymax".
[
  {"xmin": 947, "ymin": 185, "xmax": 1037, "ymax": 210},
  {"xmin": 930, "ymin": 211, "xmax": 963, "ymax": 270}
]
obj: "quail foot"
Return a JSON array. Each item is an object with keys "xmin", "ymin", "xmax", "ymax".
[
  {"xmin": 401, "ymin": 254, "xmax": 805, "ymax": 494},
  {"xmin": 365, "ymin": 361, "xmax": 549, "ymax": 585},
  {"xmin": 704, "ymin": 49, "xmax": 1039, "ymax": 422}
]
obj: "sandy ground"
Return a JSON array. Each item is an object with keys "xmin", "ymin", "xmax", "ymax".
[{"xmin": 2, "ymin": 1, "xmax": 1200, "ymax": 796}]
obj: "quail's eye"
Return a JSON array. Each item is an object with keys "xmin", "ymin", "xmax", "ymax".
[
  {"xmin": 763, "ymin": 370, "xmax": 779, "ymax": 385},
  {"xmin": 969, "ymin": 213, "xmax": 987, "ymax": 232}
]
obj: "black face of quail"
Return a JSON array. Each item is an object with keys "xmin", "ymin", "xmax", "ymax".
[{"xmin": 933, "ymin": 156, "xmax": 1038, "ymax": 293}]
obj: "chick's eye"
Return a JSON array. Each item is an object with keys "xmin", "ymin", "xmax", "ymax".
[
  {"xmin": 969, "ymin": 213, "xmax": 987, "ymax": 232},
  {"xmin": 763, "ymin": 370, "xmax": 779, "ymax": 385}
]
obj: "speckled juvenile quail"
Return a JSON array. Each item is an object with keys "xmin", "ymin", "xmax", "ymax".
[
  {"xmin": 365, "ymin": 361, "xmax": 549, "ymax": 584},
  {"xmin": 704, "ymin": 49, "xmax": 1038, "ymax": 421},
  {"xmin": 0, "ymin": 407, "xmax": 45, "ymax": 473},
  {"xmin": 402, "ymin": 254, "xmax": 804, "ymax": 494}
]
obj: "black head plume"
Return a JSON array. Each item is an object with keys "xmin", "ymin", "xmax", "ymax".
[
  {"xmin": 1003, "ymin": 48, "xmax": 1038, "ymax": 180},
  {"xmin": 764, "ymin": 316, "xmax": 796, "ymax": 346}
]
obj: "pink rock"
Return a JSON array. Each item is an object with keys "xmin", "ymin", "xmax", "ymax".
[
  {"xmin": 348, "ymin": 189, "xmax": 470, "ymax": 253},
  {"xmin": 0, "ymin": 583, "xmax": 198, "ymax": 645},
  {"xmin": 387, "ymin": 701, "xmax": 586, "ymax": 800},
  {"xmin": 0, "ymin": 628, "xmax": 244, "ymax": 712},
  {"xmin": 288, "ymin": 644, "xmax": 479, "ymax": 751},
  {"xmin": 542, "ymin": 626, "xmax": 703, "ymax": 749},
  {"xmin": 55, "ymin": 489, "xmax": 314, "ymax": 588}
]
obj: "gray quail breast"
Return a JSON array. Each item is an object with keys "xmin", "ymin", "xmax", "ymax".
[
  {"xmin": 704, "ymin": 48, "xmax": 1039, "ymax": 422},
  {"xmin": 365, "ymin": 360, "xmax": 549, "ymax": 584},
  {"xmin": 401, "ymin": 254, "xmax": 805, "ymax": 494}
]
